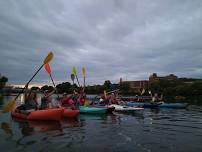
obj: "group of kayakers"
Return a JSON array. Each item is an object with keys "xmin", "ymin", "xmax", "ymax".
[
  {"xmin": 60, "ymin": 89, "xmax": 86, "ymax": 109},
  {"xmin": 15, "ymin": 83, "xmax": 165, "ymax": 113},
  {"xmin": 16, "ymin": 85, "xmax": 86, "ymax": 112},
  {"xmin": 98, "ymin": 92, "xmax": 125, "ymax": 105}
]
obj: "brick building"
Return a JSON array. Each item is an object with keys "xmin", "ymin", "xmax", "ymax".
[
  {"xmin": 120, "ymin": 79, "xmax": 149, "ymax": 92},
  {"xmin": 149, "ymin": 73, "xmax": 178, "ymax": 83},
  {"xmin": 120, "ymin": 73, "xmax": 178, "ymax": 92}
]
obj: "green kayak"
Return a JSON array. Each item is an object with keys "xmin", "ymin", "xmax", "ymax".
[{"xmin": 79, "ymin": 106, "xmax": 107, "ymax": 114}]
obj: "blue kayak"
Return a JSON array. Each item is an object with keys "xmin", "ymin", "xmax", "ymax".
[
  {"xmin": 126, "ymin": 101, "xmax": 161, "ymax": 108},
  {"xmin": 143, "ymin": 102, "xmax": 162, "ymax": 108},
  {"xmin": 127, "ymin": 102, "xmax": 144, "ymax": 106},
  {"xmin": 158, "ymin": 103, "xmax": 188, "ymax": 108},
  {"xmin": 127, "ymin": 101, "xmax": 187, "ymax": 109}
]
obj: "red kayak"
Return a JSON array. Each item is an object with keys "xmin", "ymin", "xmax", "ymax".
[
  {"xmin": 62, "ymin": 108, "xmax": 80, "ymax": 118},
  {"xmin": 11, "ymin": 107, "xmax": 64, "ymax": 121}
]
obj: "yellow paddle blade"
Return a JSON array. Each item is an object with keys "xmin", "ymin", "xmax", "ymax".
[
  {"xmin": 43, "ymin": 52, "xmax": 54, "ymax": 64},
  {"xmin": 2, "ymin": 100, "xmax": 16, "ymax": 113},
  {"xmin": 72, "ymin": 67, "xmax": 77, "ymax": 76},
  {"xmin": 82, "ymin": 67, "xmax": 86, "ymax": 77}
]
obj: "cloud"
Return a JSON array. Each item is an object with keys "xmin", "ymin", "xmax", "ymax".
[{"xmin": 0, "ymin": 0, "xmax": 202, "ymax": 86}]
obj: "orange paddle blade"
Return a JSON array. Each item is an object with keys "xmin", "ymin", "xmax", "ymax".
[{"xmin": 44, "ymin": 63, "xmax": 51, "ymax": 75}]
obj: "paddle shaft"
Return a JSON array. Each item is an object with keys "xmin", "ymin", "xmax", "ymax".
[
  {"xmin": 14, "ymin": 64, "xmax": 44, "ymax": 100},
  {"xmin": 49, "ymin": 74, "xmax": 60, "ymax": 99},
  {"xmin": 83, "ymin": 76, "xmax": 85, "ymax": 91},
  {"xmin": 75, "ymin": 75, "xmax": 81, "ymax": 87}
]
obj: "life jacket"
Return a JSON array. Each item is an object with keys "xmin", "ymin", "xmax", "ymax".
[
  {"xmin": 61, "ymin": 96, "xmax": 74, "ymax": 106},
  {"xmin": 80, "ymin": 98, "xmax": 85, "ymax": 105}
]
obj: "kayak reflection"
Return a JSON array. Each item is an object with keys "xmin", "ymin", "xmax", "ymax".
[
  {"xmin": 60, "ymin": 117, "xmax": 85, "ymax": 128},
  {"xmin": 12, "ymin": 118, "xmax": 62, "ymax": 134}
]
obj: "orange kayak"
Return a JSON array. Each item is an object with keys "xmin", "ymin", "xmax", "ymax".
[
  {"xmin": 11, "ymin": 108, "xmax": 64, "ymax": 121},
  {"xmin": 62, "ymin": 108, "xmax": 80, "ymax": 118}
]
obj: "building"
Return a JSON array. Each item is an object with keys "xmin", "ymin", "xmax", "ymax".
[
  {"xmin": 149, "ymin": 73, "xmax": 178, "ymax": 83},
  {"xmin": 121, "ymin": 79, "xmax": 149, "ymax": 92},
  {"xmin": 120, "ymin": 73, "xmax": 178, "ymax": 92}
]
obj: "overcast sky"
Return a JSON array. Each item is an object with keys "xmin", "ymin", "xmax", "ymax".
[{"xmin": 0, "ymin": 0, "xmax": 202, "ymax": 86}]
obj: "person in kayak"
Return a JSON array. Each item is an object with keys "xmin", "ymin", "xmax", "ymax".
[
  {"xmin": 25, "ymin": 91, "xmax": 38, "ymax": 110},
  {"xmin": 78, "ymin": 88, "xmax": 86, "ymax": 106},
  {"xmin": 60, "ymin": 92, "xmax": 76, "ymax": 109},
  {"xmin": 17, "ymin": 85, "xmax": 38, "ymax": 111},
  {"xmin": 109, "ymin": 93, "xmax": 117, "ymax": 104},
  {"xmin": 72, "ymin": 89, "xmax": 81, "ymax": 108},
  {"xmin": 40, "ymin": 89, "xmax": 55, "ymax": 109}
]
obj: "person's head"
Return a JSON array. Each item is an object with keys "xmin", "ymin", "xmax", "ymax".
[
  {"xmin": 73, "ymin": 89, "xmax": 78, "ymax": 95},
  {"xmin": 43, "ymin": 90, "xmax": 49, "ymax": 96},
  {"xmin": 63, "ymin": 92, "xmax": 67, "ymax": 97},
  {"xmin": 28, "ymin": 91, "xmax": 37, "ymax": 100}
]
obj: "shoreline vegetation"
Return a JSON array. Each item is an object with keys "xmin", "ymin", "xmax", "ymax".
[{"xmin": 1, "ymin": 74, "xmax": 202, "ymax": 104}]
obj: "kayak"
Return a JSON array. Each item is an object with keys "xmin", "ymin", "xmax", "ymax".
[
  {"xmin": 127, "ymin": 101, "xmax": 161, "ymax": 108},
  {"xmin": 90, "ymin": 104, "xmax": 115, "ymax": 113},
  {"xmin": 62, "ymin": 108, "xmax": 80, "ymax": 118},
  {"xmin": 127, "ymin": 101, "xmax": 144, "ymax": 106},
  {"xmin": 158, "ymin": 103, "xmax": 188, "ymax": 108},
  {"xmin": 11, "ymin": 107, "xmax": 64, "ymax": 121},
  {"xmin": 143, "ymin": 102, "xmax": 162, "ymax": 108},
  {"xmin": 110, "ymin": 104, "xmax": 144, "ymax": 112},
  {"xmin": 127, "ymin": 101, "xmax": 187, "ymax": 109},
  {"xmin": 79, "ymin": 106, "xmax": 107, "ymax": 114}
]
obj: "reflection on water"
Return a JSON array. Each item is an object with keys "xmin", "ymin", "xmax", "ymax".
[
  {"xmin": 0, "ymin": 96, "xmax": 202, "ymax": 152},
  {"xmin": 0, "ymin": 122, "xmax": 13, "ymax": 137}
]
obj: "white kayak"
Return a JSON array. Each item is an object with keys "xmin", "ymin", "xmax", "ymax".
[{"xmin": 110, "ymin": 104, "xmax": 144, "ymax": 112}]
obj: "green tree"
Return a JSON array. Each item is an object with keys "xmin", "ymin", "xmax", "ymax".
[
  {"xmin": 41, "ymin": 85, "xmax": 54, "ymax": 92},
  {"xmin": 103, "ymin": 80, "xmax": 111, "ymax": 91},
  {"xmin": 56, "ymin": 82, "xmax": 72, "ymax": 93},
  {"xmin": 31, "ymin": 86, "xmax": 40, "ymax": 91},
  {"xmin": 0, "ymin": 76, "xmax": 8, "ymax": 89}
]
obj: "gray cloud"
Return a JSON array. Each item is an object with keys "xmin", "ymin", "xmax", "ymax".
[{"xmin": 0, "ymin": 0, "xmax": 202, "ymax": 86}]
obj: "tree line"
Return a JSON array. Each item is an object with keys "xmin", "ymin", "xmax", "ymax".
[
  {"xmin": 31, "ymin": 78, "xmax": 202, "ymax": 97},
  {"xmin": 31, "ymin": 80, "xmax": 119, "ymax": 94},
  {"xmin": 1, "ymin": 73, "xmax": 202, "ymax": 97}
]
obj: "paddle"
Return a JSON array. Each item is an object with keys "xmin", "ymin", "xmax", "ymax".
[
  {"xmin": 44, "ymin": 63, "xmax": 59, "ymax": 99},
  {"xmin": 71, "ymin": 74, "xmax": 75, "ymax": 85},
  {"xmin": 2, "ymin": 52, "xmax": 54, "ymax": 113},
  {"xmin": 82, "ymin": 67, "xmax": 86, "ymax": 90},
  {"xmin": 81, "ymin": 67, "xmax": 90, "ymax": 106},
  {"xmin": 72, "ymin": 67, "xmax": 81, "ymax": 87}
]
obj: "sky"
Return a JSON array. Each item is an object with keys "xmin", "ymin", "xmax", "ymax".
[{"xmin": 0, "ymin": 0, "xmax": 202, "ymax": 86}]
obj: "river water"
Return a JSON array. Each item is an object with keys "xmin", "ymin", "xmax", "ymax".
[{"xmin": 0, "ymin": 96, "xmax": 202, "ymax": 152}]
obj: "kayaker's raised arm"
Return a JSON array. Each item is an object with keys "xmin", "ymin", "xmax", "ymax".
[{"xmin": 44, "ymin": 89, "xmax": 55, "ymax": 98}]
